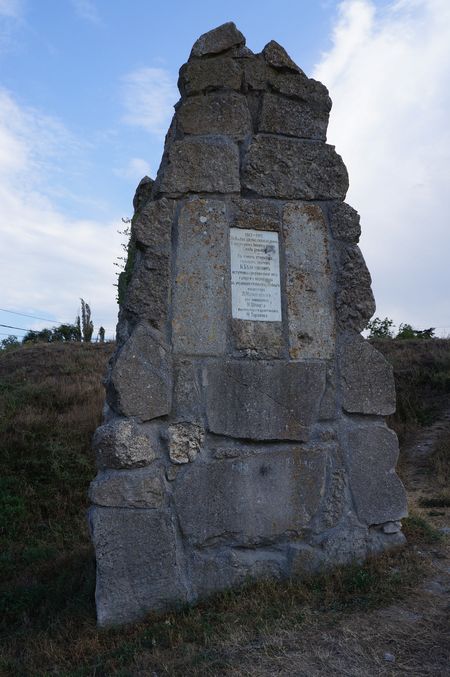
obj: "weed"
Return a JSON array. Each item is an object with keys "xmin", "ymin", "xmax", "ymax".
[{"xmin": 402, "ymin": 513, "xmax": 443, "ymax": 544}]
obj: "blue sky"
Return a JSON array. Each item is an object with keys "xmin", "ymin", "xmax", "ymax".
[{"xmin": 0, "ymin": 0, "xmax": 449, "ymax": 339}]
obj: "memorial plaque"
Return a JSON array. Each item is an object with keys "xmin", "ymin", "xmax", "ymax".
[{"xmin": 230, "ymin": 228, "xmax": 282, "ymax": 321}]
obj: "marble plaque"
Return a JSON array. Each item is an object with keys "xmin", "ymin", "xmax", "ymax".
[{"xmin": 230, "ymin": 228, "xmax": 282, "ymax": 321}]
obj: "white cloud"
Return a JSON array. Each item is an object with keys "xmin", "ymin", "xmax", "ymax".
[
  {"xmin": 70, "ymin": 0, "xmax": 100, "ymax": 24},
  {"xmin": 122, "ymin": 67, "xmax": 178, "ymax": 136},
  {"xmin": 114, "ymin": 156, "xmax": 152, "ymax": 183},
  {"xmin": 0, "ymin": 89, "xmax": 122, "ymax": 338},
  {"xmin": 314, "ymin": 0, "xmax": 450, "ymax": 333}
]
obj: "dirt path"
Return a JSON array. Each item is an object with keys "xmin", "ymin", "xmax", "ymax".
[{"xmin": 218, "ymin": 416, "xmax": 450, "ymax": 676}]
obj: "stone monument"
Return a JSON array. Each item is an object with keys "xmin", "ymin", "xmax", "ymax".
[{"xmin": 89, "ymin": 22, "xmax": 407, "ymax": 626}]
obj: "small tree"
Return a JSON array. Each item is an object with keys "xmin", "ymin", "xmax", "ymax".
[
  {"xmin": 366, "ymin": 317, "xmax": 394, "ymax": 339},
  {"xmin": 76, "ymin": 299, "xmax": 94, "ymax": 342},
  {"xmin": 98, "ymin": 326, "xmax": 105, "ymax": 343},
  {"xmin": 396, "ymin": 324, "xmax": 435, "ymax": 340},
  {"xmin": 0, "ymin": 335, "xmax": 20, "ymax": 351}
]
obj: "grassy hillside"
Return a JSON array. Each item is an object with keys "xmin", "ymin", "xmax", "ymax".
[{"xmin": 0, "ymin": 339, "xmax": 448, "ymax": 675}]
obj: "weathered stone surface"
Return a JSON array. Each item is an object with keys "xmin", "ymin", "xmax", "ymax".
[
  {"xmin": 173, "ymin": 446, "xmax": 327, "ymax": 546},
  {"xmin": 344, "ymin": 421, "xmax": 408, "ymax": 526},
  {"xmin": 107, "ymin": 323, "xmax": 172, "ymax": 421},
  {"xmin": 172, "ymin": 198, "xmax": 228, "ymax": 355},
  {"xmin": 262, "ymin": 40, "xmax": 302, "ymax": 73},
  {"xmin": 231, "ymin": 319, "xmax": 285, "ymax": 358},
  {"xmin": 328, "ymin": 202, "xmax": 361, "ymax": 242},
  {"xmin": 168, "ymin": 422, "xmax": 205, "ymax": 464},
  {"xmin": 89, "ymin": 467, "xmax": 165, "ymax": 508},
  {"xmin": 133, "ymin": 176, "xmax": 154, "ymax": 213},
  {"xmin": 177, "ymin": 92, "xmax": 251, "ymax": 139},
  {"xmin": 123, "ymin": 250, "xmax": 169, "ymax": 331},
  {"xmin": 318, "ymin": 366, "xmax": 337, "ymax": 420},
  {"xmin": 204, "ymin": 360, "xmax": 326, "ymax": 440},
  {"xmin": 242, "ymin": 136, "xmax": 348, "ymax": 199},
  {"xmin": 230, "ymin": 197, "xmax": 281, "ymax": 231},
  {"xmin": 335, "ymin": 243, "xmax": 376, "ymax": 332},
  {"xmin": 172, "ymin": 358, "xmax": 203, "ymax": 422},
  {"xmin": 190, "ymin": 22, "xmax": 245, "ymax": 58},
  {"xmin": 132, "ymin": 197, "xmax": 174, "ymax": 249},
  {"xmin": 160, "ymin": 137, "xmax": 240, "ymax": 194},
  {"xmin": 93, "ymin": 419, "xmax": 156, "ymax": 470},
  {"xmin": 259, "ymin": 92, "xmax": 328, "ymax": 140},
  {"xmin": 178, "ymin": 57, "xmax": 242, "ymax": 96},
  {"xmin": 339, "ymin": 334, "xmax": 396, "ymax": 415},
  {"xmin": 90, "ymin": 507, "xmax": 186, "ymax": 625},
  {"xmin": 283, "ymin": 203, "xmax": 335, "ymax": 359}
]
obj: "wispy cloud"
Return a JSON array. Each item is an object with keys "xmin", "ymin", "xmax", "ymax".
[
  {"xmin": 0, "ymin": 88, "xmax": 122, "ymax": 337},
  {"xmin": 114, "ymin": 156, "xmax": 152, "ymax": 183},
  {"xmin": 314, "ymin": 0, "xmax": 450, "ymax": 331},
  {"xmin": 121, "ymin": 67, "xmax": 178, "ymax": 136},
  {"xmin": 0, "ymin": 0, "xmax": 21, "ymax": 18},
  {"xmin": 70, "ymin": 0, "xmax": 101, "ymax": 25}
]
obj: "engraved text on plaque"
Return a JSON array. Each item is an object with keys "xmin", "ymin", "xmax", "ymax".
[{"xmin": 230, "ymin": 228, "xmax": 282, "ymax": 321}]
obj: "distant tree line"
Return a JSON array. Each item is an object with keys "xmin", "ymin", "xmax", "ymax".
[
  {"xmin": 366, "ymin": 317, "xmax": 436, "ymax": 340},
  {"xmin": 0, "ymin": 299, "xmax": 106, "ymax": 351}
]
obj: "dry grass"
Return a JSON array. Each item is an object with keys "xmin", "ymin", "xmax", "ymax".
[{"xmin": 0, "ymin": 339, "xmax": 449, "ymax": 676}]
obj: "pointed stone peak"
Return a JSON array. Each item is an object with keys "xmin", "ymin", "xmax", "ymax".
[
  {"xmin": 190, "ymin": 22, "xmax": 245, "ymax": 58},
  {"xmin": 262, "ymin": 40, "xmax": 303, "ymax": 74}
]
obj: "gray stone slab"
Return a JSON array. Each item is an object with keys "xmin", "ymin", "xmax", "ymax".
[
  {"xmin": 177, "ymin": 92, "xmax": 251, "ymax": 139},
  {"xmin": 344, "ymin": 421, "xmax": 408, "ymax": 526},
  {"xmin": 242, "ymin": 136, "xmax": 348, "ymax": 200},
  {"xmin": 178, "ymin": 57, "xmax": 242, "ymax": 96},
  {"xmin": 262, "ymin": 40, "xmax": 303, "ymax": 72},
  {"xmin": 123, "ymin": 249, "xmax": 170, "ymax": 332},
  {"xmin": 90, "ymin": 507, "xmax": 187, "ymax": 625},
  {"xmin": 328, "ymin": 202, "xmax": 361, "ymax": 243},
  {"xmin": 190, "ymin": 22, "xmax": 245, "ymax": 58},
  {"xmin": 93, "ymin": 419, "xmax": 157, "ymax": 470},
  {"xmin": 259, "ymin": 92, "xmax": 328, "ymax": 140},
  {"xmin": 132, "ymin": 197, "xmax": 174, "ymax": 249},
  {"xmin": 204, "ymin": 359, "xmax": 327, "ymax": 440},
  {"xmin": 283, "ymin": 203, "xmax": 335, "ymax": 359},
  {"xmin": 172, "ymin": 198, "xmax": 229, "ymax": 355},
  {"xmin": 340, "ymin": 334, "xmax": 396, "ymax": 415},
  {"xmin": 172, "ymin": 358, "xmax": 203, "ymax": 422},
  {"xmin": 107, "ymin": 323, "xmax": 172, "ymax": 421},
  {"xmin": 89, "ymin": 467, "xmax": 165, "ymax": 508},
  {"xmin": 173, "ymin": 446, "xmax": 327, "ymax": 546},
  {"xmin": 160, "ymin": 137, "xmax": 240, "ymax": 194}
]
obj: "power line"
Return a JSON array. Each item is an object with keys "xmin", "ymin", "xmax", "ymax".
[
  {"xmin": 0, "ymin": 323, "xmax": 32, "ymax": 332},
  {"xmin": 0, "ymin": 308, "xmax": 64, "ymax": 324}
]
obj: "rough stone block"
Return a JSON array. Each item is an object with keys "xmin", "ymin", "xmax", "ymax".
[
  {"xmin": 262, "ymin": 40, "xmax": 302, "ymax": 73},
  {"xmin": 177, "ymin": 92, "xmax": 251, "ymax": 139},
  {"xmin": 339, "ymin": 334, "xmax": 396, "ymax": 415},
  {"xmin": 242, "ymin": 136, "xmax": 348, "ymax": 200},
  {"xmin": 231, "ymin": 319, "xmax": 285, "ymax": 359},
  {"xmin": 344, "ymin": 421, "xmax": 408, "ymax": 526},
  {"xmin": 107, "ymin": 323, "xmax": 172, "ymax": 421},
  {"xmin": 173, "ymin": 446, "xmax": 327, "ymax": 546},
  {"xmin": 283, "ymin": 203, "xmax": 335, "ymax": 359},
  {"xmin": 123, "ymin": 250, "xmax": 169, "ymax": 331},
  {"xmin": 328, "ymin": 202, "xmax": 361, "ymax": 243},
  {"xmin": 335, "ymin": 243, "xmax": 375, "ymax": 332},
  {"xmin": 132, "ymin": 197, "xmax": 174, "ymax": 249},
  {"xmin": 90, "ymin": 507, "xmax": 186, "ymax": 625},
  {"xmin": 172, "ymin": 198, "xmax": 229, "ymax": 355},
  {"xmin": 259, "ymin": 92, "xmax": 328, "ymax": 140},
  {"xmin": 172, "ymin": 358, "xmax": 203, "ymax": 422},
  {"xmin": 190, "ymin": 22, "xmax": 245, "ymax": 58},
  {"xmin": 178, "ymin": 57, "xmax": 242, "ymax": 96},
  {"xmin": 230, "ymin": 197, "xmax": 281, "ymax": 232},
  {"xmin": 89, "ymin": 467, "xmax": 165, "ymax": 508},
  {"xmin": 93, "ymin": 419, "xmax": 157, "ymax": 470},
  {"xmin": 168, "ymin": 422, "xmax": 205, "ymax": 464},
  {"xmin": 133, "ymin": 176, "xmax": 154, "ymax": 213},
  {"xmin": 160, "ymin": 137, "xmax": 240, "ymax": 194},
  {"xmin": 204, "ymin": 359, "xmax": 326, "ymax": 440}
]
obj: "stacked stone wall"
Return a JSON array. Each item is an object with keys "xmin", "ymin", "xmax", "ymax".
[{"xmin": 90, "ymin": 23, "xmax": 407, "ymax": 626}]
